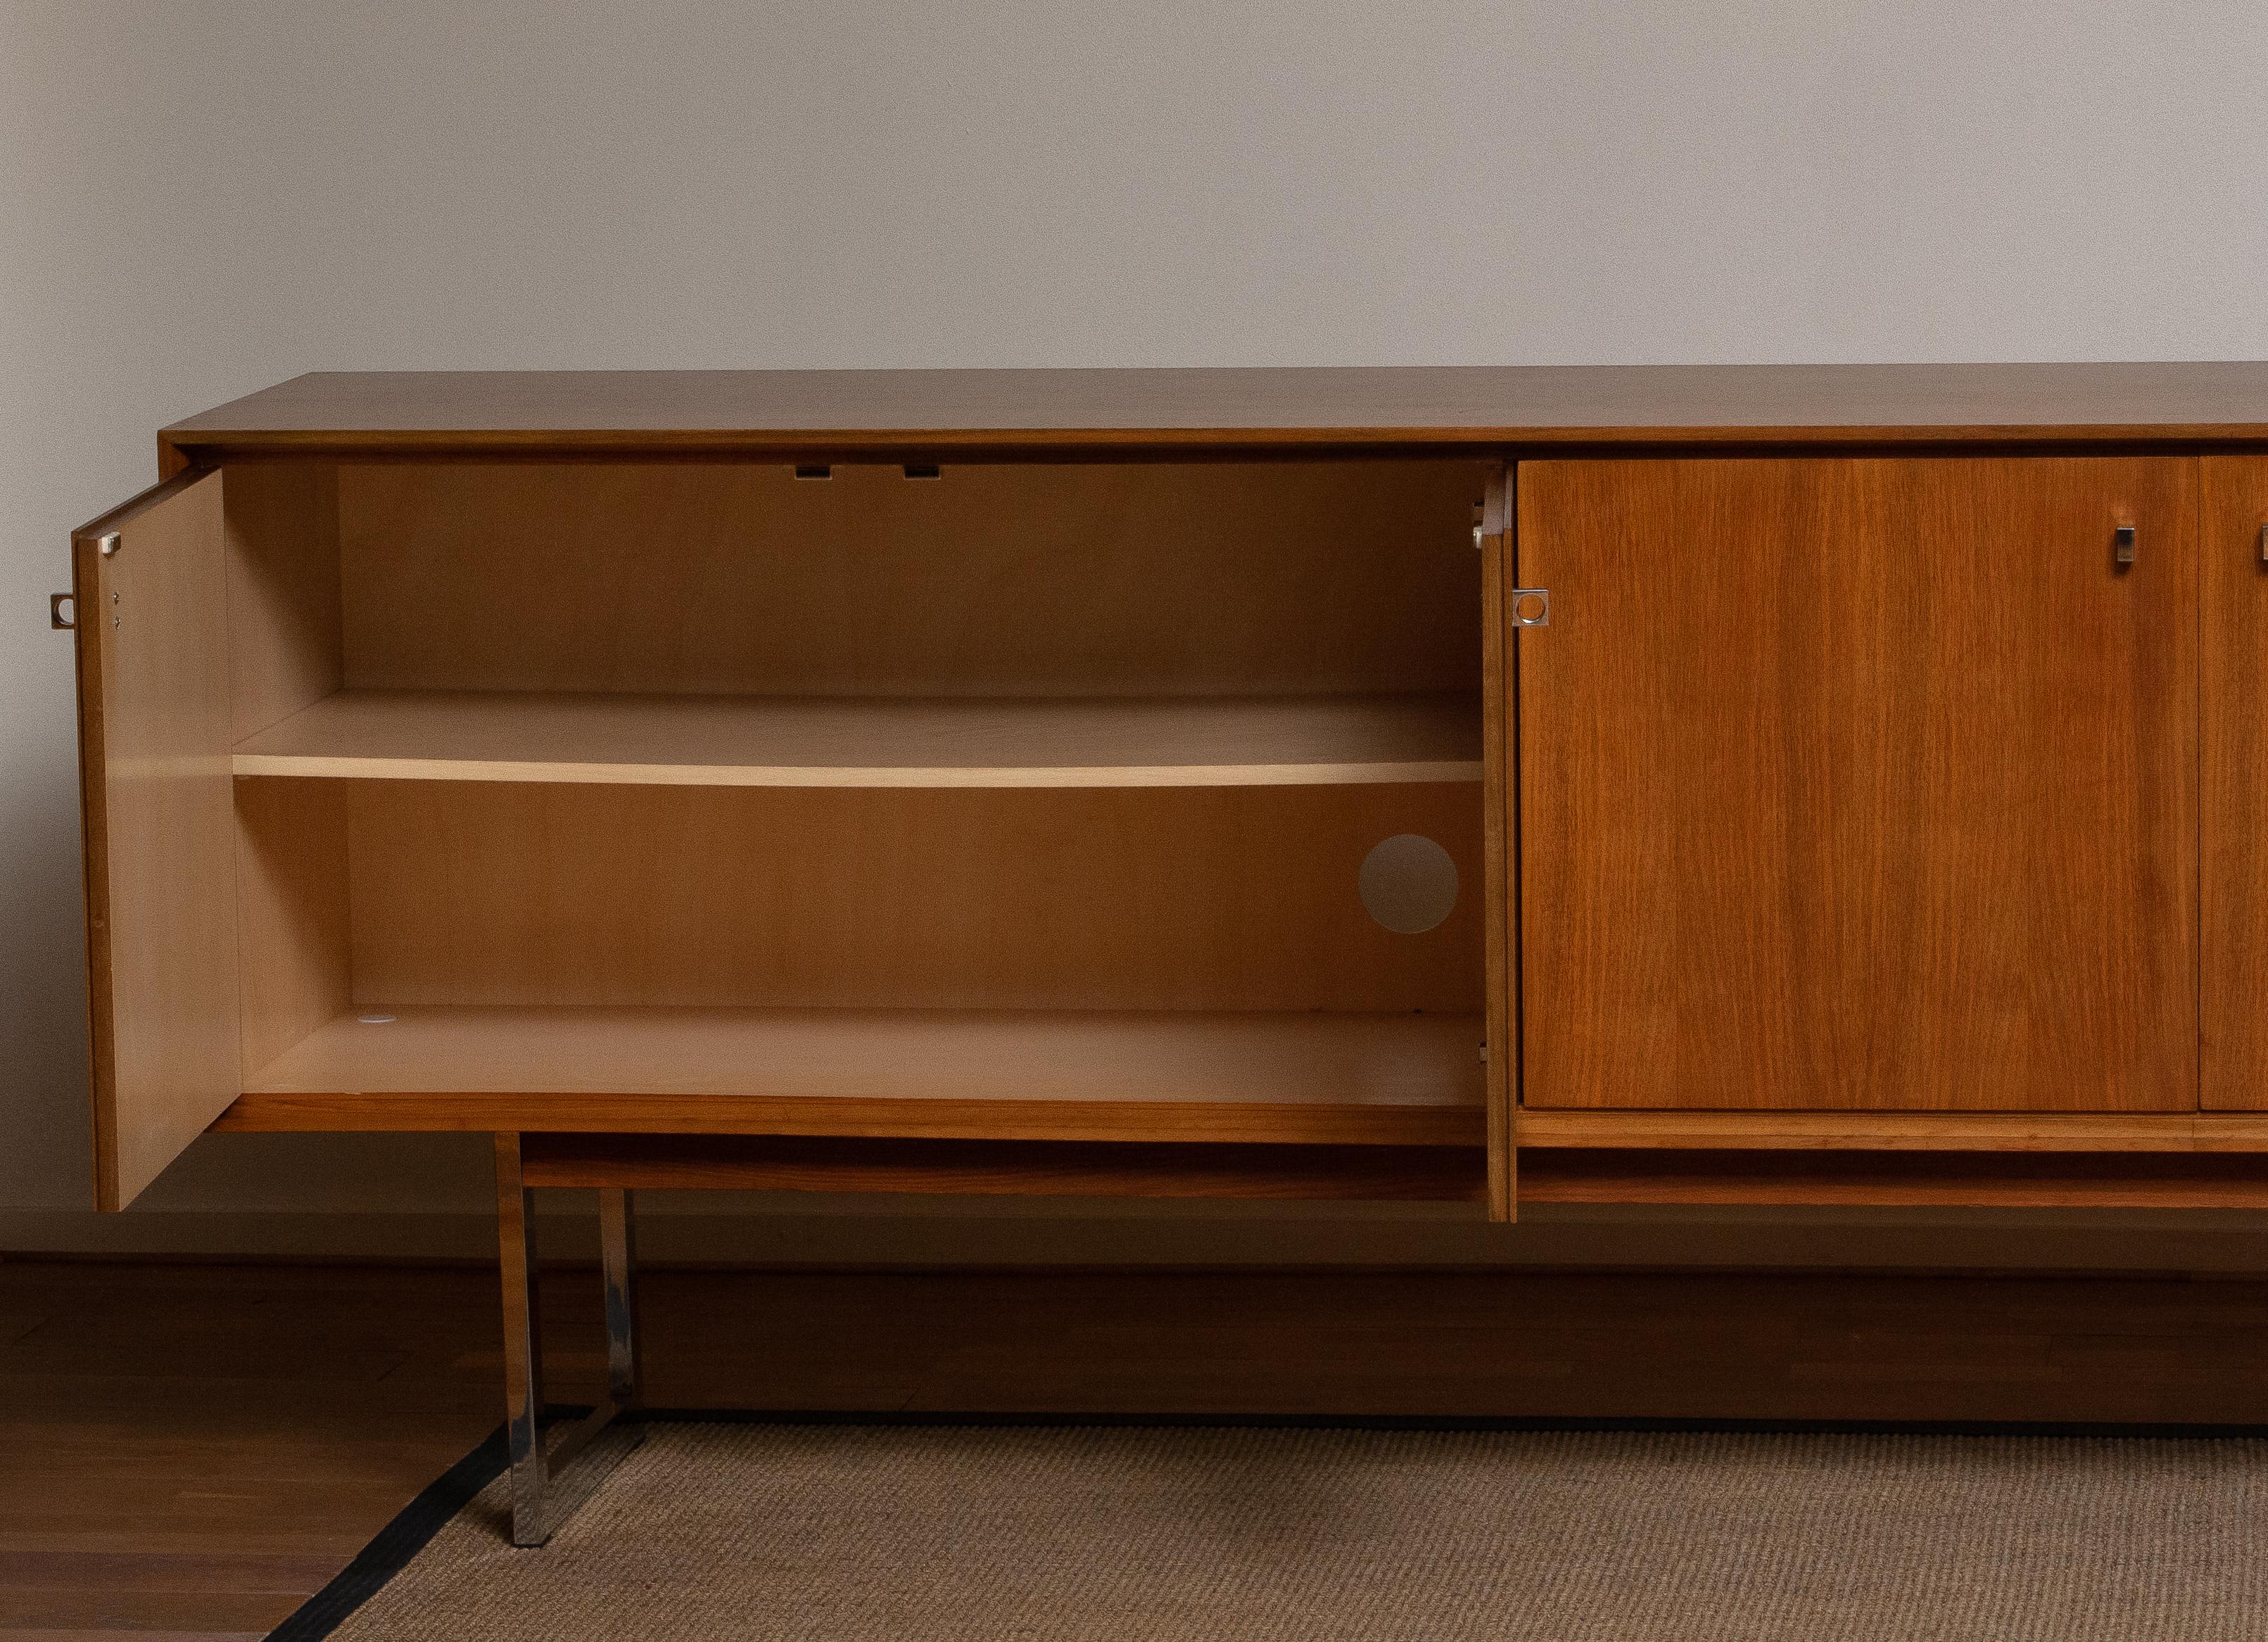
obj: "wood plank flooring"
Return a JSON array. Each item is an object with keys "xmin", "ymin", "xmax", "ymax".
[{"xmin": 2, "ymin": 1258, "xmax": 2265, "ymax": 1635}]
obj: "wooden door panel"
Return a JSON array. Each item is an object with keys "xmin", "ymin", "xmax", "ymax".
[
  {"xmin": 1480, "ymin": 466, "xmax": 1515, "ymax": 1220},
  {"xmin": 2203, "ymin": 457, "xmax": 2268, "ymax": 1109},
  {"xmin": 1517, "ymin": 457, "xmax": 2197, "ymax": 1112},
  {"xmin": 73, "ymin": 469, "xmax": 241, "ymax": 1209}
]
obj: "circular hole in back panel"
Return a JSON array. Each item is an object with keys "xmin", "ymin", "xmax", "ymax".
[{"xmin": 1358, "ymin": 834, "xmax": 1458, "ymax": 934}]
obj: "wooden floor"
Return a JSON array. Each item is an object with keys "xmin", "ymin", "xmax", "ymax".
[{"xmin": 3, "ymin": 1258, "xmax": 2266, "ymax": 1636}]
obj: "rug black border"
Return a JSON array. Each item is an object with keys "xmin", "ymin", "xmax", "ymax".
[
  {"xmin": 263, "ymin": 1407, "xmax": 2268, "ymax": 1641},
  {"xmin": 264, "ymin": 1420, "xmax": 516, "ymax": 1641}
]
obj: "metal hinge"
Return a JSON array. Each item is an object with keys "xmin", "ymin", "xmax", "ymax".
[
  {"xmin": 1474, "ymin": 466, "xmax": 1509, "ymax": 549},
  {"xmin": 1511, "ymin": 588, "xmax": 1550, "ymax": 626},
  {"xmin": 2114, "ymin": 524, "xmax": 2136, "ymax": 568},
  {"xmin": 49, "ymin": 592, "xmax": 75, "ymax": 630}
]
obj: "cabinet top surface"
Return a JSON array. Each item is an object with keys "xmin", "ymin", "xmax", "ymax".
[{"xmin": 161, "ymin": 363, "xmax": 2268, "ymax": 454}]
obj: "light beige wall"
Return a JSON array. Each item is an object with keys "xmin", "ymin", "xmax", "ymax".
[{"xmin": 4, "ymin": 1, "xmax": 2266, "ymax": 1262}]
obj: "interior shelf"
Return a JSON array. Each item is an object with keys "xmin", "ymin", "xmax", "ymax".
[
  {"xmin": 229, "ymin": 689, "xmax": 1483, "ymax": 788},
  {"xmin": 229, "ymin": 1006, "xmax": 1486, "ymax": 1146}
]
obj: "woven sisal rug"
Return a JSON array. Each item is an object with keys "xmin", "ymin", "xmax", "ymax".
[{"xmin": 274, "ymin": 1418, "xmax": 2268, "ymax": 1640}]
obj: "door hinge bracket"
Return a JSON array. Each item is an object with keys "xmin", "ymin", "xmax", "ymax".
[{"xmin": 1475, "ymin": 466, "xmax": 1510, "ymax": 550}]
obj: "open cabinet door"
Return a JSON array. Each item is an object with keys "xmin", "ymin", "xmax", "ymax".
[
  {"xmin": 72, "ymin": 469, "xmax": 241, "ymax": 1209},
  {"xmin": 1479, "ymin": 465, "xmax": 1516, "ymax": 1221}
]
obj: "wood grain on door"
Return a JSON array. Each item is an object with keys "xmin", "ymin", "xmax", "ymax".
[{"xmin": 1517, "ymin": 457, "xmax": 2198, "ymax": 1112}]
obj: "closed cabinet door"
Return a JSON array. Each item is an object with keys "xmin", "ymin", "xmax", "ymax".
[
  {"xmin": 1516, "ymin": 457, "xmax": 2198, "ymax": 1112},
  {"xmin": 2204, "ymin": 457, "xmax": 2268, "ymax": 1109}
]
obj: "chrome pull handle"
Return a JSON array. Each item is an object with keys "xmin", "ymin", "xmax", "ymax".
[
  {"xmin": 49, "ymin": 592, "xmax": 75, "ymax": 630},
  {"xmin": 2114, "ymin": 525, "xmax": 2136, "ymax": 568}
]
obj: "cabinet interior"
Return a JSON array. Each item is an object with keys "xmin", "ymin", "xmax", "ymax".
[{"xmin": 220, "ymin": 457, "xmax": 1493, "ymax": 1145}]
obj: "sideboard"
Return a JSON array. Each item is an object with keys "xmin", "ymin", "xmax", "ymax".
[{"xmin": 58, "ymin": 364, "xmax": 2268, "ymax": 1539}]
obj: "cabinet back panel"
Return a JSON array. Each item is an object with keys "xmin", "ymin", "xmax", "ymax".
[
  {"xmin": 343, "ymin": 782, "xmax": 1481, "ymax": 1013},
  {"xmin": 336, "ymin": 462, "xmax": 1485, "ymax": 697}
]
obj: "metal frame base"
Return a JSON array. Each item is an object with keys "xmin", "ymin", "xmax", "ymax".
[{"xmin": 495, "ymin": 1132, "xmax": 645, "ymax": 1548}]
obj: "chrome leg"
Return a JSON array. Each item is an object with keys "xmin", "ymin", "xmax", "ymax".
[
  {"xmin": 494, "ymin": 1135, "xmax": 645, "ymax": 1549},
  {"xmin": 600, "ymin": 1186, "xmax": 640, "ymax": 1411},
  {"xmin": 497, "ymin": 1133, "xmax": 551, "ymax": 1547}
]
